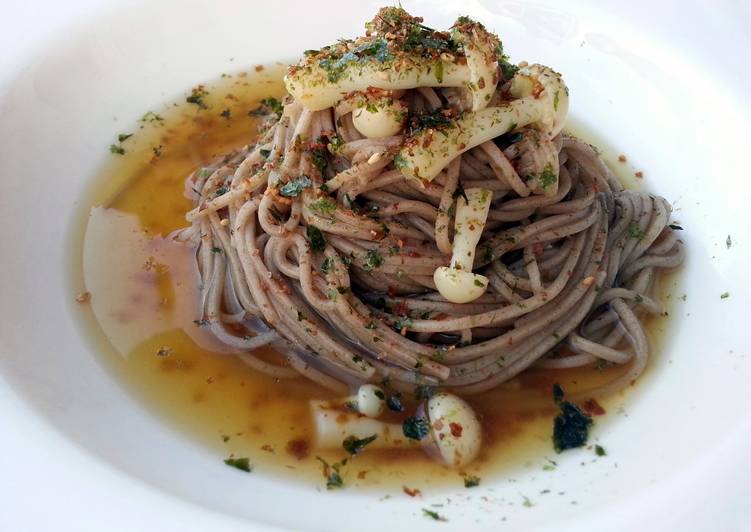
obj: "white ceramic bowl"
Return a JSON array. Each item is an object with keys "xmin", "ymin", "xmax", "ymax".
[{"xmin": 1, "ymin": 1, "xmax": 750, "ymax": 530}]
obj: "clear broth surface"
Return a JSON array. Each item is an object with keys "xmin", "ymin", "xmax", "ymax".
[{"xmin": 70, "ymin": 64, "xmax": 680, "ymax": 491}]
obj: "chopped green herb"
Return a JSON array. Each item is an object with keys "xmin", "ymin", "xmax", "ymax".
[
  {"xmin": 626, "ymin": 222, "xmax": 646, "ymax": 240},
  {"xmin": 594, "ymin": 444, "xmax": 607, "ymax": 456},
  {"xmin": 668, "ymin": 223, "xmax": 683, "ymax": 231},
  {"xmin": 186, "ymin": 85, "xmax": 209, "ymax": 109},
  {"xmin": 495, "ymin": 42, "xmax": 519, "ymax": 81},
  {"xmin": 223, "ymin": 457, "xmax": 252, "ymax": 472},
  {"xmin": 152, "ymin": 145, "xmax": 163, "ymax": 157},
  {"xmin": 408, "ymin": 109, "xmax": 456, "ymax": 136},
  {"xmin": 140, "ymin": 111, "xmax": 163, "ymax": 123},
  {"xmin": 109, "ymin": 144, "xmax": 125, "ymax": 155},
  {"xmin": 221, "ymin": 434, "xmax": 230, "ymax": 442},
  {"xmin": 473, "ymin": 279, "xmax": 485, "ymax": 288},
  {"xmin": 464, "ymin": 475, "xmax": 481, "ymax": 488},
  {"xmin": 320, "ymin": 256, "xmax": 335, "ymax": 274},
  {"xmin": 117, "ymin": 133, "xmax": 132, "ymax": 143},
  {"xmin": 434, "ymin": 60, "xmax": 444, "ymax": 83},
  {"xmin": 342, "ymin": 434, "xmax": 377, "ymax": 456},
  {"xmin": 387, "ymin": 394, "xmax": 404, "ymax": 412},
  {"xmin": 310, "ymin": 144, "xmax": 329, "ymax": 175},
  {"xmin": 362, "ymin": 249, "xmax": 384, "ymax": 272},
  {"xmin": 214, "ymin": 186, "xmax": 229, "ymax": 198},
  {"xmin": 220, "ymin": 108, "xmax": 231, "ymax": 119},
  {"xmin": 259, "ymin": 148, "xmax": 271, "ymax": 158},
  {"xmin": 210, "ymin": 247, "xmax": 223, "ymax": 254},
  {"xmin": 552, "ymin": 384, "xmax": 593, "ymax": 452},
  {"xmin": 414, "ymin": 385, "xmax": 435, "ymax": 400},
  {"xmin": 279, "ymin": 175, "xmax": 312, "ymax": 197},
  {"xmin": 726, "ymin": 235, "xmax": 732, "ymax": 249},
  {"xmin": 309, "ymin": 197, "xmax": 337, "ymax": 215},
  {"xmin": 318, "ymin": 38, "xmax": 393, "ymax": 83},
  {"xmin": 193, "ymin": 319, "xmax": 209, "ymax": 327},
  {"xmin": 422, "ymin": 509, "xmax": 447, "ymax": 522},
  {"xmin": 720, "ymin": 292, "xmax": 730, "ymax": 299},
  {"xmin": 316, "ymin": 456, "xmax": 346, "ymax": 489},
  {"xmin": 327, "ymin": 134, "xmax": 344, "ymax": 153},
  {"xmin": 306, "ymin": 225, "xmax": 326, "ymax": 252},
  {"xmin": 393, "ymin": 153, "xmax": 408, "ymax": 169},
  {"xmin": 552, "ymin": 383, "xmax": 565, "ymax": 404},
  {"xmin": 452, "ymin": 181, "xmax": 469, "ymax": 204},
  {"xmin": 403, "ymin": 416, "xmax": 430, "ymax": 440},
  {"xmin": 156, "ymin": 346, "xmax": 171, "ymax": 357},
  {"xmin": 539, "ymin": 164, "xmax": 557, "ymax": 190},
  {"xmin": 553, "ymin": 90, "xmax": 560, "ymax": 112},
  {"xmin": 250, "ymin": 97, "xmax": 284, "ymax": 120}
]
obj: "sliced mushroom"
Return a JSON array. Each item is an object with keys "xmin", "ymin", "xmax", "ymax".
[
  {"xmin": 397, "ymin": 64, "xmax": 568, "ymax": 182},
  {"xmin": 433, "ymin": 187, "xmax": 492, "ymax": 304},
  {"xmin": 352, "ymin": 97, "xmax": 408, "ymax": 138},
  {"xmin": 426, "ymin": 393, "xmax": 482, "ymax": 468},
  {"xmin": 311, "ymin": 391, "xmax": 482, "ymax": 468}
]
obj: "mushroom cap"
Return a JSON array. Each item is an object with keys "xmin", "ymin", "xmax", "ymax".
[
  {"xmin": 352, "ymin": 99, "xmax": 407, "ymax": 139},
  {"xmin": 426, "ymin": 393, "xmax": 482, "ymax": 468},
  {"xmin": 356, "ymin": 384, "xmax": 386, "ymax": 418},
  {"xmin": 433, "ymin": 267, "xmax": 488, "ymax": 304},
  {"xmin": 510, "ymin": 64, "xmax": 568, "ymax": 138}
]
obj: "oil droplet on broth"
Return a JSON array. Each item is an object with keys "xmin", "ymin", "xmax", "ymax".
[{"xmin": 75, "ymin": 64, "xmax": 679, "ymax": 491}]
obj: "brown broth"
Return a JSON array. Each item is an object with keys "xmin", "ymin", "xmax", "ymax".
[{"xmin": 69, "ymin": 65, "xmax": 681, "ymax": 492}]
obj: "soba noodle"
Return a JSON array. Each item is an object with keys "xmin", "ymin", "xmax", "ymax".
[{"xmin": 176, "ymin": 8, "xmax": 684, "ymax": 402}]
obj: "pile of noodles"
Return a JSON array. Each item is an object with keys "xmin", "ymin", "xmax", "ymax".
[{"xmin": 177, "ymin": 9, "xmax": 684, "ymax": 397}]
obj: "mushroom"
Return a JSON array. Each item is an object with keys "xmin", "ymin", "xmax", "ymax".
[
  {"xmin": 433, "ymin": 187, "xmax": 492, "ymax": 304},
  {"xmin": 350, "ymin": 384, "xmax": 386, "ymax": 418},
  {"xmin": 311, "ymin": 395, "xmax": 418, "ymax": 451},
  {"xmin": 284, "ymin": 16, "xmax": 500, "ymax": 112},
  {"xmin": 450, "ymin": 20, "xmax": 498, "ymax": 111},
  {"xmin": 311, "ymin": 390, "xmax": 482, "ymax": 468},
  {"xmin": 426, "ymin": 393, "xmax": 482, "ymax": 468},
  {"xmin": 352, "ymin": 97, "xmax": 408, "ymax": 138},
  {"xmin": 396, "ymin": 64, "xmax": 569, "ymax": 182}
]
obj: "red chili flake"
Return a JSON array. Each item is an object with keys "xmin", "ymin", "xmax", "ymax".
[
  {"xmin": 449, "ymin": 422, "xmax": 463, "ymax": 438},
  {"xmin": 358, "ymin": 470, "xmax": 369, "ymax": 479},
  {"xmin": 532, "ymin": 79, "xmax": 544, "ymax": 98},
  {"xmin": 635, "ymin": 171, "xmax": 644, "ymax": 178},
  {"xmin": 403, "ymin": 486, "xmax": 422, "ymax": 497},
  {"xmin": 394, "ymin": 301, "xmax": 409, "ymax": 315},
  {"xmin": 285, "ymin": 438, "xmax": 310, "ymax": 460},
  {"xmin": 582, "ymin": 398, "xmax": 606, "ymax": 416}
]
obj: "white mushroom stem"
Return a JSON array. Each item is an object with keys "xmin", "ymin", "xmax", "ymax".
[
  {"xmin": 286, "ymin": 60, "xmax": 471, "ymax": 111},
  {"xmin": 426, "ymin": 393, "xmax": 482, "ymax": 468},
  {"xmin": 397, "ymin": 64, "xmax": 569, "ymax": 182},
  {"xmin": 352, "ymin": 98, "xmax": 408, "ymax": 139},
  {"xmin": 433, "ymin": 187, "xmax": 492, "ymax": 304},
  {"xmin": 311, "ymin": 400, "xmax": 418, "ymax": 450},
  {"xmin": 451, "ymin": 26, "xmax": 498, "ymax": 111},
  {"xmin": 311, "ymin": 392, "xmax": 483, "ymax": 468},
  {"xmin": 351, "ymin": 384, "xmax": 386, "ymax": 418}
]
